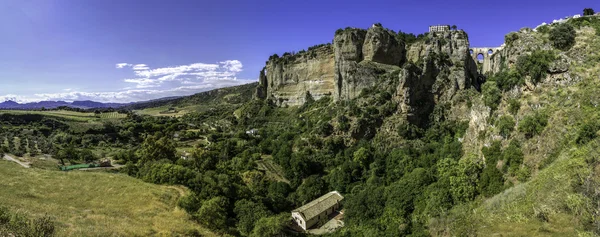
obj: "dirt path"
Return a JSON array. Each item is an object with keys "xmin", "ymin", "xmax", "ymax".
[{"xmin": 3, "ymin": 154, "xmax": 30, "ymax": 168}]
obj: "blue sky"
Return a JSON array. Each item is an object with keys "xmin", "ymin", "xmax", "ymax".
[{"xmin": 0, "ymin": 0, "xmax": 595, "ymax": 102}]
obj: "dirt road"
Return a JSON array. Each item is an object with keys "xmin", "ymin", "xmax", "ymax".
[{"xmin": 3, "ymin": 154, "xmax": 30, "ymax": 168}]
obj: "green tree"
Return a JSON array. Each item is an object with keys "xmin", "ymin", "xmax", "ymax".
[
  {"xmin": 448, "ymin": 157, "xmax": 482, "ymax": 203},
  {"xmin": 234, "ymin": 199, "xmax": 272, "ymax": 236},
  {"xmin": 516, "ymin": 50, "xmax": 556, "ymax": 84},
  {"xmin": 478, "ymin": 165, "xmax": 504, "ymax": 197},
  {"xmin": 508, "ymin": 99, "xmax": 521, "ymax": 116},
  {"xmin": 353, "ymin": 147, "xmax": 373, "ymax": 170},
  {"xmin": 518, "ymin": 111, "xmax": 549, "ymax": 138},
  {"xmin": 584, "ymin": 8, "xmax": 595, "ymax": 16},
  {"xmin": 250, "ymin": 214, "xmax": 289, "ymax": 237},
  {"xmin": 496, "ymin": 115, "xmax": 515, "ymax": 138},
  {"xmin": 295, "ymin": 175, "xmax": 326, "ymax": 205},
  {"xmin": 56, "ymin": 146, "xmax": 78, "ymax": 165},
  {"xmin": 482, "ymin": 81, "xmax": 502, "ymax": 111},
  {"xmin": 78, "ymin": 149, "xmax": 96, "ymax": 163},
  {"xmin": 549, "ymin": 24, "xmax": 576, "ymax": 51},
  {"xmin": 195, "ymin": 196, "xmax": 228, "ymax": 232},
  {"xmin": 576, "ymin": 121, "xmax": 599, "ymax": 144},
  {"xmin": 136, "ymin": 134, "xmax": 177, "ymax": 165},
  {"xmin": 490, "ymin": 69, "xmax": 523, "ymax": 91},
  {"xmin": 503, "ymin": 140, "xmax": 524, "ymax": 173}
]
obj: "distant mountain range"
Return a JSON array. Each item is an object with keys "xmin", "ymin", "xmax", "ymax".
[
  {"xmin": 0, "ymin": 100, "xmax": 129, "ymax": 110},
  {"xmin": 0, "ymin": 96, "xmax": 183, "ymax": 110}
]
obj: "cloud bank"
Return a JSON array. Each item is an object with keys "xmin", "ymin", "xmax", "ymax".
[{"xmin": 1, "ymin": 60, "xmax": 256, "ymax": 103}]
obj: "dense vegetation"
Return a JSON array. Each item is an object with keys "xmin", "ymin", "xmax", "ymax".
[{"xmin": 3, "ymin": 12, "xmax": 600, "ymax": 237}]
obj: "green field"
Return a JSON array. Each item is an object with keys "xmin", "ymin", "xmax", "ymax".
[
  {"xmin": 135, "ymin": 105, "xmax": 195, "ymax": 117},
  {"xmin": 0, "ymin": 161, "xmax": 215, "ymax": 236},
  {"xmin": 0, "ymin": 110, "xmax": 127, "ymax": 121}
]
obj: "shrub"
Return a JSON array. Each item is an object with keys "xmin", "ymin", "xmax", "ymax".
[
  {"xmin": 478, "ymin": 165, "xmax": 505, "ymax": 197},
  {"xmin": 503, "ymin": 140, "xmax": 524, "ymax": 173},
  {"xmin": 496, "ymin": 116, "xmax": 515, "ymax": 138},
  {"xmin": 537, "ymin": 24, "xmax": 550, "ymax": 34},
  {"xmin": 482, "ymin": 81, "xmax": 502, "ymax": 111},
  {"xmin": 505, "ymin": 32, "xmax": 519, "ymax": 46},
  {"xmin": 576, "ymin": 121, "xmax": 599, "ymax": 145},
  {"xmin": 549, "ymin": 24, "xmax": 576, "ymax": 51},
  {"xmin": 516, "ymin": 50, "xmax": 556, "ymax": 84},
  {"xmin": 584, "ymin": 8, "xmax": 595, "ymax": 16},
  {"xmin": 508, "ymin": 99, "xmax": 521, "ymax": 116},
  {"xmin": 489, "ymin": 69, "xmax": 523, "ymax": 91},
  {"xmin": 518, "ymin": 111, "xmax": 549, "ymax": 138}
]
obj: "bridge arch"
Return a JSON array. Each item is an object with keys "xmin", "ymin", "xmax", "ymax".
[{"xmin": 470, "ymin": 47, "xmax": 503, "ymax": 74}]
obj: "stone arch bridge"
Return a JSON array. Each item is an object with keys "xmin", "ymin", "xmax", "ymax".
[{"xmin": 470, "ymin": 47, "xmax": 503, "ymax": 74}]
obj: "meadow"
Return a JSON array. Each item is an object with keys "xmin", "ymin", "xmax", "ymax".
[
  {"xmin": 0, "ymin": 161, "xmax": 215, "ymax": 236},
  {"xmin": 0, "ymin": 110, "xmax": 126, "ymax": 121}
]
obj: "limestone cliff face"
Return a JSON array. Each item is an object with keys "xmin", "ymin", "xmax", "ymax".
[
  {"xmin": 255, "ymin": 25, "xmax": 478, "ymax": 111},
  {"xmin": 258, "ymin": 45, "xmax": 335, "ymax": 106},
  {"xmin": 396, "ymin": 30, "xmax": 479, "ymax": 126},
  {"xmin": 334, "ymin": 26, "xmax": 405, "ymax": 101}
]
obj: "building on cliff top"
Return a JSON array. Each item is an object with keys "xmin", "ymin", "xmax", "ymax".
[
  {"xmin": 429, "ymin": 25, "xmax": 450, "ymax": 33},
  {"xmin": 292, "ymin": 191, "xmax": 343, "ymax": 231}
]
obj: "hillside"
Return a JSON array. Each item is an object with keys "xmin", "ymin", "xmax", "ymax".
[
  {"xmin": 2, "ymin": 12, "xmax": 600, "ymax": 237},
  {"xmin": 0, "ymin": 161, "xmax": 214, "ymax": 236}
]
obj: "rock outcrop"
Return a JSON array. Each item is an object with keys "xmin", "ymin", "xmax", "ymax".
[
  {"xmin": 334, "ymin": 25, "xmax": 406, "ymax": 101},
  {"xmin": 396, "ymin": 30, "xmax": 479, "ymax": 126},
  {"xmin": 255, "ymin": 24, "xmax": 479, "ymax": 114},
  {"xmin": 257, "ymin": 45, "xmax": 335, "ymax": 106}
]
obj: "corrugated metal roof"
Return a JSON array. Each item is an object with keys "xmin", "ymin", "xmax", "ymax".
[{"xmin": 292, "ymin": 191, "xmax": 343, "ymax": 221}]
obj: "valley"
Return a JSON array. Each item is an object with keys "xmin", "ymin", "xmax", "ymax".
[{"xmin": 2, "ymin": 8, "xmax": 600, "ymax": 237}]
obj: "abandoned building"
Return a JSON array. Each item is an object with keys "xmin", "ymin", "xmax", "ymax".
[
  {"xmin": 291, "ymin": 191, "xmax": 344, "ymax": 231},
  {"xmin": 429, "ymin": 25, "xmax": 450, "ymax": 33}
]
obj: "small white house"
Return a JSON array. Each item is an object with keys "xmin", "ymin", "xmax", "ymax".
[
  {"xmin": 245, "ymin": 129, "xmax": 258, "ymax": 136},
  {"xmin": 292, "ymin": 191, "xmax": 344, "ymax": 231}
]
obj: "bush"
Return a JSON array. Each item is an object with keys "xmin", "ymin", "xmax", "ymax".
[
  {"xmin": 505, "ymin": 32, "xmax": 519, "ymax": 45},
  {"xmin": 508, "ymin": 99, "xmax": 521, "ymax": 116},
  {"xmin": 584, "ymin": 8, "xmax": 595, "ymax": 16},
  {"xmin": 518, "ymin": 111, "xmax": 549, "ymax": 138},
  {"xmin": 537, "ymin": 24, "xmax": 550, "ymax": 34},
  {"xmin": 0, "ymin": 206, "xmax": 55, "ymax": 237},
  {"xmin": 549, "ymin": 24, "xmax": 576, "ymax": 51},
  {"xmin": 482, "ymin": 81, "xmax": 502, "ymax": 111},
  {"xmin": 576, "ymin": 121, "xmax": 599, "ymax": 145},
  {"xmin": 478, "ymin": 165, "xmax": 505, "ymax": 197},
  {"xmin": 516, "ymin": 50, "xmax": 556, "ymax": 84},
  {"xmin": 503, "ymin": 140, "xmax": 524, "ymax": 173},
  {"xmin": 496, "ymin": 116, "xmax": 515, "ymax": 138},
  {"xmin": 489, "ymin": 69, "xmax": 523, "ymax": 91}
]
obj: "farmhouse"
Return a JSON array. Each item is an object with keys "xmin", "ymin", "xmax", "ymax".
[{"xmin": 291, "ymin": 191, "xmax": 344, "ymax": 231}]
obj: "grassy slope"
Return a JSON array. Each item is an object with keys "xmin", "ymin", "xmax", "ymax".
[
  {"xmin": 0, "ymin": 161, "xmax": 215, "ymax": 236},
  {"xmin": 132, "ymin": 82, "xmax": 257, "ymax": 117}
]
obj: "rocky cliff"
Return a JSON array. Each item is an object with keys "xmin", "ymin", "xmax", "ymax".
[
  {"xmin": 254, "ymin": 44, "xmax": 335, "ymax": 106},
  {"xmin": 396, "ymin": 30, "xmax": 479, "ymax": 126},
  {"xmin": 255, "ymin": 24, "xmax": 479, "ymax": 115}
]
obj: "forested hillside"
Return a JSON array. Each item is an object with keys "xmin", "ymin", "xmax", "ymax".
[{"xmin": 2, "ymin": 12, "xmax": 600, "ymax": 237}]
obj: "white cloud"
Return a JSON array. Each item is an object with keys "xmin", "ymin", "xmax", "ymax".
[
  {"xmin": 124, "ymin": 60, "xmax": 244, "ymax": 89},
  {"xmin": 2, "ymin": 60, "xmax": 257, "ymax": 103},
  {"xmin": 132, "ymin": 64, "xmax": 149, "ymax": 71},
  {"xmin": 116, "ymin": 63, "xmax": 132, "ymax": 69}
]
